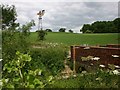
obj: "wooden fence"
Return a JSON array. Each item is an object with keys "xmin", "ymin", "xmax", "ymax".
[{"xmin": 71, "ymin": 45, "xmax": 120, "ymax": 67}]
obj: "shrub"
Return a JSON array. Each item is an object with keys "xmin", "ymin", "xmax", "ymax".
[
  {"xmin": 59, "ymin": 28, "xmax": 66, "ymax": 32},
  {"xmin": 2, "ymin": 31, "xmax": 30, "ymax": 65},
  {"xmin": 37, "ymin": 30, "xmax": 47, "ymax": 40},
  {"xmin": 30, "ymin": 46, "xmax": 66, "ymax": 75},
  {"xmin": 2, "ymin": 51, "xmax": 53, "ymax": 88},
  {"xmin": 69, "ymin": 29, "xmax": 73, "ymax": 33}
]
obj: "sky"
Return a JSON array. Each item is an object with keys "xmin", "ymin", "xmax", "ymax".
[{"xmin": 1, "ymin": 0, "xmax": 120, "ymax": 33}]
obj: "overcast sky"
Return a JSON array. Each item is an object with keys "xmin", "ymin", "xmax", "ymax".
[{"xmin": 1, "ymin": 0, "xmax": 119, "ymax": 33}]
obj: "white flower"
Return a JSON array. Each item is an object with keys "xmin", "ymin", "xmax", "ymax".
[
  {"xmin": 113, "ymin": 70, "xmax": 120, "ymax": 75},
  {"xmin": 112, "ymin": 55, "xmax": 119, "ymax": 58},
  {"xmin": 90, "ymin": 63, "xmax": 93, "ymax": 65},
  {"xmin": 0, "ymin": 59, "xmax": 2, "ymax": 61},
  {"xmin": 73, "ymin": 74, "xmax": 77, "ymax": 77},
  {"xmin": 48, "ymin": 76, "xmax": 53, "ymax": 81},
  {"xmin": 91, "ymin": 57, "xmax": 100, "ymax": 61},
  {"xmin": 82, "ymin": 71, "xmax": 87, "ymax": 74},
  {"xmin": 38, "ymin": 70, "xmax": 42, "ymax": 75},
  {"xmin": 0, "ymin": 80, "xmax": 2, "ymax": 86},
  {"xmin": 5, "ymin": 79, "xmax": 9, "ymax": 83},
  {"xmin": 84, "ymin": 47, "xmax": 90, "ymax": 49},
  {"xmin": 17, "ymin": 60, "xmax": 19, "ymax": 63},
  {"xmin": 99, "ymin": 64, "xmax": 105, "ymax": 68},
  {"xmin": 96, "ymin": 77, "xmax": 102, "ymax": 81},
  {"xmin": 115, "ymin": 65, "xmax": 120, "ymax": 68},
  {"xmin": 67, "ymin": 55, "xmax": 71, "ymax": 59},
  {"xmin": 62, "ymin": 75, "xmax": 69, "ymax": 79},
  {"xmin": 55, "ymin": 43, "xmax": 58, "ymax": 45}
]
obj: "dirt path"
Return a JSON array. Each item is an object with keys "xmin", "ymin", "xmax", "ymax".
[{"xmin": 61, "ymin": 60, "xmax": 73, "ymax": 78}]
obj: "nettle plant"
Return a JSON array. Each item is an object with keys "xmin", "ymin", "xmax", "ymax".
[{"xmin": 2, "ymin": 51, "xmax": 53, "ymax": 88}]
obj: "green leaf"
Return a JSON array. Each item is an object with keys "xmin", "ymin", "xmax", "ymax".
[
  {"xmin": 7, "ymin": 84, "xmax": 14, "ymax": 88},
  {"xmin": 7, "ymin": 67, "xmax": 12, "ymax": 73},
  {"xmin": 2, "ymin": 78, "xmax": 9, "ymax": 84},
  {"xmin": 13, "ymin": 77, "xmax": 20, "ymax": 82},
  {"xmin": 16, "ymin": 51, "xmax": 20, "ymax": 56},
  {"xmin": 27, "ymin": 75, "xmax": 35, "ymax": 83},
  {"xmin": 3, "ymin": 64, "xmax": 7, "ymax": 71},
  {"xmin": 29, "ymin": 70, "xmax": 34, "ymax": 75},
  {"xmin": 28, "ymin": 84, "xmax": 34, "ymax": 88},
  {"xmin": 47, "ymin": 76, "xmax": 53, "ymax": 82},
  {"xmin": 33, "ymin": 78, "xmax": 43, "ymax": 85},
  {"xmin": 12, "ymin": 67, "xmax": 18, "ymax": 72},
  {"xmin": 25, "ymin": 55, "xmax": 31, "ymax": 62}
]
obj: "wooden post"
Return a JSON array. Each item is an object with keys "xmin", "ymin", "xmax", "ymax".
[{"xmin": 73, "ymin": 46, "xmax": 76, "ymax": 74}]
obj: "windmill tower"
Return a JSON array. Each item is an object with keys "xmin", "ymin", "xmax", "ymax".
[{"xmin": 37, "ymin": 10, "xmax": 45, "ymax": 30}]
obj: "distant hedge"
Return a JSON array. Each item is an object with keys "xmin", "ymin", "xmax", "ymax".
[{"xmin": 80, "ymin": 18, "xmax": 120, "ymax": 33}]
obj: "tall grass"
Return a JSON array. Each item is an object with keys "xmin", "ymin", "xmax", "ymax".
[
  {"xmin": 47, "ymin": 69, "xmax": 119, "ymax": 88},
  {"xmin": 29, "ymin": 44, "xmax": 67, "ymax": 75}
]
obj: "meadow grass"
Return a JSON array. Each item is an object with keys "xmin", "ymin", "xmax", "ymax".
[
  {"xmin": 29, "ymin": 32, "xmax": 119, "ymax": 46},
  {"xmin": 47, "ymin": 71, "xmax": 119, "ymax": 88}
]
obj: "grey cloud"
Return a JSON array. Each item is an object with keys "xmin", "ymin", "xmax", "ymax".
[
  {"xmin": 84, "ymin": 2, "xmax": 118, "ymax": 20},
  {"xmin": 1, "ymin": 1, "xmax": 118, "ymax": 32},
  {"xmin": 43, "ymin": 2, "xmax": 117, "ymax": 32},
  {"xmin": 118, "ymin": 1, "xmax": 120, "ymax": 18}
]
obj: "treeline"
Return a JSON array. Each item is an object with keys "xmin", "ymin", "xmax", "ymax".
[
  {"xmin": 80, "ymin": 18, "xmax": 120, "ymax": 33},
  {"xmin": 45, "ymin": 28, "xmax": 73, "ymax": 33}
]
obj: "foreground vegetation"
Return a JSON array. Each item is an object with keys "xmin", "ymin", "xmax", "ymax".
[{"xmin": 48, "ymin": 70, "xmax": 120, "ymax": 88}]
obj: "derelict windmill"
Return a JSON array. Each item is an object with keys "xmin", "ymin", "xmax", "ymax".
[{"xmin": 37, "ymin": 10, "xmax": 45, "ymax": 30}]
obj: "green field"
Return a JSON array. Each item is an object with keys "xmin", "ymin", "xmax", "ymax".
[{"xmin": 29, "ymin": 32, "xmax": 119, "ymax": 46}]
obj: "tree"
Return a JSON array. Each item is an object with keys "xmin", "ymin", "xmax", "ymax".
[
  {"xmin": 85, "ymin": 30, "xmax": 93, "ymax": 33},
  {"xmin": 80, "ymin": 18, "xmax": 120, "ymax": 33},
  {"xmin": 113, "ymin": 18, "xmax": 120, "ymax": 33},
  {"xmin": 59, "ymin": 28, "xmax": 66, "ymax": 32},
  {"xmin": 69, "ymin": 29, "xmax": 73, "ymax": 33},
  {"xmin": 18, "ymin": 20, "xmax": 35, "ymax": 36},
  {"xmin": 2, "ymin": 5, "xmax": 33, "ymax": 65},
  {"xmin": 37, "ymin": 30, "xmax": 47, "ymax": 40},
  {"xmin": 45, "ymin": 29, "xmax": 52, "ymax": 32},
  {"xmin": 80, "ymin": 24, "xmax": 91, "ymax": 33},
  {"xmin": 1, "ymin": 4, "xmax": 19, "ymax": 30}
]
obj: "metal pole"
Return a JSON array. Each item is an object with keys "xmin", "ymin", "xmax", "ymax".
[
  {"xmin": 38, "ymin": 16, "xmax": 42, "ymax": 31},
  {"xmin": 73, "ymin": 46, "xmax": 76, "ymax": 74},
  {"xmin": 41, "ymin": 17, "xmax": 42, "ymax": 30},
  {"xmin": 38, "ymin": 17, "xmax": 40, "ymax": 30},
  {"xmin": 37, "ymin": 10, "xmax": 45, "ymax": 31}
]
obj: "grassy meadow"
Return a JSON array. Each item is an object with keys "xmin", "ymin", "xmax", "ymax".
[{"xmin": 29, "ymin": 32, "xmax": 119, "ymax": 46}]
